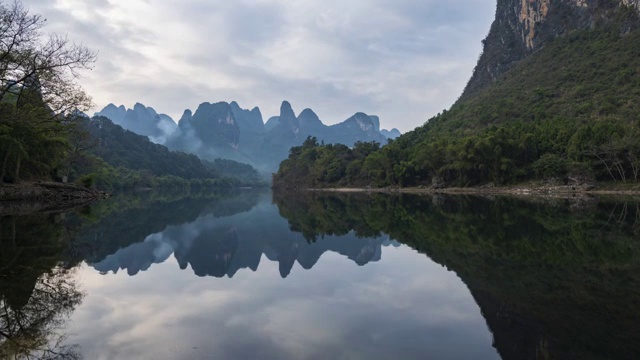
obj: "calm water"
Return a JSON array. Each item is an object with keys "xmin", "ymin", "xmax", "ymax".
[{"xmin": 1, "ymin": 190, "xmax": 640, "ymax": 359}]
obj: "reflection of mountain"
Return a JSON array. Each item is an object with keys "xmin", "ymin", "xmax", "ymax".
[
  {"xmin": 90, "ymin": 197, "xmax": 397, "ymax": 278},
  {"xmin": 71, "ymin": 190, "xmax": 262, "ymax": 265},
  {"xmin": 273, "ymin": 192, "xmax": 640, "ymax": 359}
]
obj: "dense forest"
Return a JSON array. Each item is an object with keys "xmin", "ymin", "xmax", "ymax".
[
  {"xmin": 0, "ymin": 2, "xmax": 94, "ymax": 185},
  {"xmin": 274, "ymin": 12, "xmax": 640, "ymax": 189},
  {"xmin": 75, "ymin": 116, "xmax": 265, "ymax": 190},
  {"xmin": 0, "ymin": 2, "xmax": 264, "ymax": 193}
]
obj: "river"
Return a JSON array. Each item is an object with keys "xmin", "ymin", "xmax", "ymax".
[{"xmin": 1, "ymin": 190, "xmax": 638, "ymax": 359}]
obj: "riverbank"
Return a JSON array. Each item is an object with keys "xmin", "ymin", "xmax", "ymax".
[
  {"xmin": 308, "ymin": 182, "xmax": 640, "ymax": 197},
  {"xmin": 0, "ymin": 182, "xmax": 110, "ymax": 215}
]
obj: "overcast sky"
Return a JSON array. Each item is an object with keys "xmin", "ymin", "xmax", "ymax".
[{"xmin": 29, "ymin": 0, "xmax": 495, "ymax": 132}]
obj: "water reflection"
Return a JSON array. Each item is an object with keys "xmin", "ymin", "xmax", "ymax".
[
  {"xmin": 273, "ymin": 192, "xmax": 640, "ymax": 359},
  {"xmin": 2, "ymin": 189, "xmax": 640, "ymax": 359},
  {"xmin": 90, "ymin": 207, "xmax": 398, "ymax": 278},
  {"xmin": 0, "ymin": 214, "xmax": 83, "ymax": 359}
]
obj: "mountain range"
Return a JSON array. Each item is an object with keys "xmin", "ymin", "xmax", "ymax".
[{"xmin": 95, "ymin": 101, "xmax": 401, "ymax": 171}]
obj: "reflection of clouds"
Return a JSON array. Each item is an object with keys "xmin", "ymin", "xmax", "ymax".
[
  {"xmin": 72, "ymin": 197, "xmax": 498, "ymax": 358},
  {"xmin": 68, "ymin": 247, "xmax": 498, "ymax": 359}
]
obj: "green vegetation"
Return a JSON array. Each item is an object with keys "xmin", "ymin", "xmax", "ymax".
[
  {"xmin": 0, "ymin": 1, "xmax": 94, "ymax": 185},
  {"xmin": 274, "ymin": 19, "xmax": 640, "ymax": 189},
  {"xmin": 0, "ymin": 213, "xmax": 83, "ymax": 358},
  {"xmin": 73, "ymin": 117, "xmax": 266, "ymax": 191}
]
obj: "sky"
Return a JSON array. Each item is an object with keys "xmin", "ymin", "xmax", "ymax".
[{"xmin": 29, "ymin": 0, "xmax": 495, "ymax": 133}]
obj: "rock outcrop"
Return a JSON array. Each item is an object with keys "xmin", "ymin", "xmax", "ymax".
[
  {"xmin": 95, "ymin": 103, "xmax": 177, "ymax": 142},
  {"xmin": 460, "ymin": 0, "xmax": 640, "ymax": 101}
]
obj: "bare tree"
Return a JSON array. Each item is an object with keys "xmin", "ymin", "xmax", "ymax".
[
  {"xmin": 0, "ymin": 1, "xmax": 97, "ymax": 183},
  {"xmin": 0, "ymin": 1, "xmax": 96, "ymax": 115}
]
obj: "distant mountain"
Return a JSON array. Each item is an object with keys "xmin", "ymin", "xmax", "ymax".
[
  {"xmin": 95, "ymin": 103, "xmax": 177, "ymax": 143},
  {"xmin": 264, "ymin": 116, "xmax": 279, "ymax": 131},
  {"xmin": 381, "ymin": 128, "xmax": 401, "ymax": 140},
  {"xmin": 86, "ymin": 116, "xmax": 214, "ymax": 179},
  {"xmin": 230, "ymin": 101, "xmax": 265, "ymax": 156},
  {"xmin": 165, "ymin": 102, "xmax": 253, "ymax": 164},
  {"xmin": 85, "ymin": 116, "xmax": 263, "ymax": 185},
  {"xmin": 326, "ymin": 112, "xmax": 387, "ymax": 145},
  {"xmin": 98, "ymin": 100, "xmax": 396, "ymax": 172},
  {"xmin": 260, "ymin": 101, "xmax": 388, "ymax": 170}
]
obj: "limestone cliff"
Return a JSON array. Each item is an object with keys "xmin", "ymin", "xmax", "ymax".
[{"xmin": 460, "ymin": 0, "xmax": 640, "ymax": 101}]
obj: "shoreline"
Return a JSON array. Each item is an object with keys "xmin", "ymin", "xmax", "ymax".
[
  {"xmin": 306, "ymin": 184, "xmax": 640, "ymax": 198},
  {"xmin": 0, "ymin": 182, "xmax": 110, "ymax": 215}
]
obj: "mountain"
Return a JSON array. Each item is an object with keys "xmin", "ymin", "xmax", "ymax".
[
  {"xmin": 327, "ymin": 112, "xmax": 387, "ymax": 144},
  {"xmin": 461, "ymin": 0, "xmax": 640, "ymax": 101},
  {"xmin": 274, "ymin": 0, "xmax": 640, "ymax": 188},
  {"xmin": 97, "ymin": 99, "xmax": 397, "ymax": 172},
  {"xmin": 261, "ymin": 101, "xmax": 388, "ymax": 170},
  {"xmin": 165, "ymin": 101, "xmax": 252, "ymax": 164},
  {"xmin": 264, "ymin": 116, "xmax": 279, "ymax": 131},
  {"xmin": 95, "ymin": 103, "xmax": 177, "ymax": 143},
  {"xmin": 80, "ymin": 116, "xmax": 264, "ymax": 189},
  {"xmin": 86, "ymin": 116, "xmax": 217, "ymax": 179},
  {"xmin": 230, "ymin": 101, "xmax": 265, "ymax": 156},
  {"xmin": 381, "ymin": 128, "xmax": 401, "ymax": 140},
  {"xmin": 157, "ymin": 100, "xmax": 391, "ymax": 171}
]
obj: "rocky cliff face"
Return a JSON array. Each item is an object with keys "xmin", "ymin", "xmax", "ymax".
[
  {"xmin": 95, "ymin": 103, "xmax": 177, "ymax": 142},
  {"xmin": 327, "ymin": 113, "xmax": 387, "ymax": 145},
  {"xmin": 164, "ymin": 102, "xmax": 246, "ymax": 162},
  {"xmin": 460, "ymin": 0, "xmax": 640, "ymax": 100},
  {"xmin": 98, "ymin": 99, "xmax": 398, "ymax": 171}
]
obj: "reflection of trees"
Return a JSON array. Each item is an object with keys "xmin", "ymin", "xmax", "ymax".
[
  {"xmin": 67, "ymin": 189, "xmax": 263, "ymax": 264},
  {"xmin": 273, "ymin": 191, "xmax": 640, "ymax": 359},
  {"xmin": 0, "ymin": 214, "xmax": 84, "ymax": 359},
  {"xmin": 0, "ymin": 268, "xmax": 83, "ymax": 359}
]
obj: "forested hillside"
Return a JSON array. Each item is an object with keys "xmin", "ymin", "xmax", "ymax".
[
  {"xmin": 72, "ymin": 116, "xmax": 265, "ymax": 190},
  {"xmin": 274, "ymin": 8, "xmax": 640, "ymax": 189}
]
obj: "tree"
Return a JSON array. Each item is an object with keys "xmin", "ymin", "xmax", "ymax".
[
  {"xmin": 0, "ymin": 1, "xmax": 95, "ymax": 113},
  {"xmin": 0, "ymin": 1, "xmax": 96, "ymax": 183}
]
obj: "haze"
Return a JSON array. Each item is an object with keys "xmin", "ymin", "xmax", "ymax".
[{"xmin": 29, "ymin": 0, "xmax": 494, "ymax": 132}]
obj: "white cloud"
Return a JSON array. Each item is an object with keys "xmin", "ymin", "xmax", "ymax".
[{"xmin": 28, "ymin": 0, "xmax": 495, "ymax": 132}]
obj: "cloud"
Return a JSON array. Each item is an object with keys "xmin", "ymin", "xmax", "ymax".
[{"xmin": 28, "ymin": 0, "xmax": 495, "ymax": 132}]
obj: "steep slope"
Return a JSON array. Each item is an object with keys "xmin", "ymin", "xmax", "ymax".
[
  {"xmin": 461, "ymin": 0, "xmax": 640, "ymax": 100},
  {"xmin": 274, "ymin": 0, "xmax": 640, "ymax": 188},
  {"xmin": 165, "ymin": 102, "xmax": 249, "ymax": 163},
  {"xmin": 261, "ymin": 102, "xmax": 388, "ymax": 171},
  {"xmin": 95, "ymin": 103, "xmax": 177, "ymax": 143},
  {"xmin": 83, "ymin": 116, "xmax": 263, "ymax": 187},
  {"xmin": 326, "ymin": 113, "xmax": 387, "ymax": 145},
  {"xmin": 230, "ymin": 101, "xmax": 265, "ymax": 157},
  {"xmin": 260, "ymin": 101, "xmax": 303, "ymax": 170},
  {"xmin": 86, "ymin": 116, "xmax": 216, "ymax": 179},
  {"xmin": 381, "ymin": 128, "xmax": 401, "ymax": 140}
]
